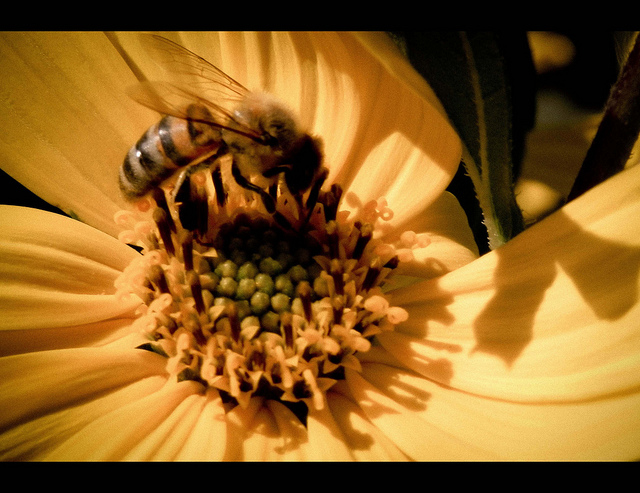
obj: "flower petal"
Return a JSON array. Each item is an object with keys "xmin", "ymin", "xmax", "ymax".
[
  {"xmin": 223, "ymin": 396, "xmax": 356, "ymax": 461},
  {"xmin": 337, "ymin": 34, "xmax": 462, "ymax": 228},
  {"xmin": 383, "ymin": 191, "xmax": 479, "ymax": 280},
  {"xmin": 222, "ymin": 397, "xmax": 276, "ymax": 460},
  {"xmin": 351, "ymin": 363, "xmax": 640, "ymax": 460},
  {"xmin": 0, "ymin": 345, "xmax": 166, "ymax": 433},
  {"xmin": 326, "ymin": 389, "xmax": 408, "ymax": 460},
  {"xmin": 122, "ymin": 387, "xmax": 218, "ymax": 461},
  {"xmin": 173, "ymin": 389, "xmax": 228, "ymax": 461},
  {"xmin": 346, "ymin": 366, "xmax": 490, "ymax": 460},
  {"xmin": 264, "ymin": 400, "xmax": 310, "ymax": 461},
  {"xmin": 0, "ymin": 318, "xmax": 139, "ymax": 357},
  {"xmin": 233, "ymin": 399, "xmax": 320, "ymax": 461},
  {"xmin": 305, "ymin": 398, "xmax": 357, "ymax": 460},
  {"xmin": 43, "ymin": 380, "xmax": 202, "ymax": 461},
  {"xmin": 233, "ymin": 402, "xmax": 282, "ymax": 461},
  {"xmin": 0, "ymin": 375, "xmax": 166, "ymax": 461},
  {"xmin": 384, "ymin": 164, "xmax": 640, "ymax": 409},
  {"xmin": 0, "ymin": 32, "xmax": 151, "ymax": 237},
  {"xmin": 0, "ymin": 205, "xmax": 140, "ymax": 332}
]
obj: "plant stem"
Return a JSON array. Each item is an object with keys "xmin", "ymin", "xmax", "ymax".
[{"xmin": 568, "ymin": 33, "xmax": 640, "ymax": 201}]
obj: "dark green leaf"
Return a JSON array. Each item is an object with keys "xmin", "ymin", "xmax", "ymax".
[{"xmin": 393, "ymin": 31, "xmax": 535, "ymax": 249}]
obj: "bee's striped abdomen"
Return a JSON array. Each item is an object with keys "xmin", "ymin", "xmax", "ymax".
[{"xmin": 119, "ymin": 104, "xmax": 222, "ymax": 200}]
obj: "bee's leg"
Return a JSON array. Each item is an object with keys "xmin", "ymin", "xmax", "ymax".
[
  {"xmin": 172, "ymin": 161, "xmax": 209, "ymax": 208},
  {"xmin": 268, "ymin": 183, "xmax": 278, "ymax": 202},
  {"xmin": 303, "ymin": 167, "xmax": 329, "ymax": 223},
  {"xmin": 263, "ymin": 165, "xmax": 288, "ymax": 202},
  {"xmin": 211, "ymin": 165, "xmax": 227, "ymax": 207},
  {"xmin": 173, "ymin": 162, "xmax": 208, "ymax": 233},
  {"xmin": 262, "ymin": 165, "xmax": 290, "ymax": 179},
  {"xmin": 231, "ymin": 161, "xmax": 275, "ymax": 212},
  {"xmin": 173, "ymin": 145, "xmax": 228, "ymax": 205},
  {"xmin": 172, "ymin": 163, "xmax": 200, "ymax": 205},
  {"xmin": 173, "ymin": 148, "xmax": 228, "ymax": 234},
  {"xmin": 232, "ymin": 161, "xmax": 293, "ymax": 230},
  {"xmin": 208, "ymin": 143, "xmax": 229, "ymax": 207}
]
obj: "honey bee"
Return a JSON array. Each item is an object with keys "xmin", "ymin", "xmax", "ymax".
[{"xmin": 119, "ymin": 34, "xmax": 327, "ymax": 223}]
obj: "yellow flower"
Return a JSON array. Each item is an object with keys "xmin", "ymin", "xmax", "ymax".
[{"xmin": 1, "ymin": 31, "xmax": 639, "ymax": 461}]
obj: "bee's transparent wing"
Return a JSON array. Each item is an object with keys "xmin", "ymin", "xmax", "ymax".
[
  {"xmin": 139, "ymin": 34, "xmax": 249, "ymax": 97},
  {"xmin": 128, "ymin": 34, "xmax": 262, "ymax": 141}
]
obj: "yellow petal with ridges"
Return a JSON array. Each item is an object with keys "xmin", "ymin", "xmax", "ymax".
[
  {"xmin": 43, "ymin": 380, "xmax": 202, "ymax": 461},
  {"xmin": 326, "ymin": 390, "xmax": 408, "ymax": 460},
  {"xmin": 0, "ymin": 346, "xmax": 166, "ymax": 432},
  {"xmin": 122, "ymin": 389, "xmax": 214, "ymax": 461},
  {"xmin": 0, "ymin": 376, "xmax": 166, "ymax": 461},
  {"xmin": 384, "ymin": 164, "xmax": 640, "ymax": 406},
  {"xmin": 0, "ymin": 32, "xmax": 150, "ymax": 237},
  {"xmin": 353, "ymin": 363, "xmax": 640, "ymax": 460},
  {"xmin": 346, "ymin": 367, "xmax": 492, "ymax": 460},
  {"xmin": 173, "ymin": 388, "xmax": 228, "ymax": 461},
  {"xmin": 384, "ymin": 191, "xmax": 479, "ymax": 279},
  {"xmin": 0, "ymin": 205, "xmax": 140, "ymax": 331},
  {"xmin": 305, "ymin": 397, "xmax": 357, "ymax": 460}
]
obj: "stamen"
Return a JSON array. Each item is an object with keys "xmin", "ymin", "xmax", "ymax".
[
  {"xmin": 188, "ymin": 271, "xmax": 206, "ymax": 314},
  {"xmin": 296, "ymin": 281, "xmax": 313, "ymax": 322},
  {"xmin": 182, "ymin": 233, "xmax": 194, "ymax": 272},
  {"xmin": 226, "ymin": 302, "xmax": 241, "ymax": 343},
  {"xmin": 302, "ymin": 368, "xmax": 324, "ymax": 411},
  {"xmin": 330, "ymin": 259, "xmax": 344, "ymax": 295},
  {"xmin": 153, "ymin": 208, "xmax": 175, "ymax": 256},
  {"xmin": 149, "ymin": 264, "xmax": 170, "ymax": 294},
  {"xmin": 352, "ymin": 222, "xmax": 373, "ymax": 260},
  {"xmin": 322, "ymin": 184, "xmax": 342, "ymax": 222},
  {"xmin": 278, "ymin": 312, "xmax": 293, "ymax": 350},
  {"xmin": 152, "ymin": 188, "xmax": 176, "ymax": 233},
  {"xmin": 326, "ymin": 221, "xmax": 340, "ymax": 258},
  {"xmin": 332, "ymin": 295, "xmax": 344, "ymax": 325},
  {"xmin": 117, "ymin": 169, "xmax": 412, "ymax": 423},
  {"xmin": 362, "ymin": 260, "xmax": 381, "ymax": 291},
  {"xmin": 384, "ymin": 255, "xmax": 400, "ymax": 269},
  {"xmin": 193, "ymin": 326, "xmax": 208, "ymax": 347},
  {"xmin": 273, "ymin": 210, "xmax": 293, "ymax": 230}
]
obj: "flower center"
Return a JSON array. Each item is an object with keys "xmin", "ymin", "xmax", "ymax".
[{"xmin": 114, "ymin": 165, "xmax": 417, "ymax": 422}]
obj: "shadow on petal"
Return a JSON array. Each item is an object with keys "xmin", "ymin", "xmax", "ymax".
[
  {"xmin": 388, "ymin": 274, "xmax": 458, "ymax": 336},
  {"xmin": 382, "ymin": 274, "xmax": 462, "ymax": 387},
  {"xmin": 474, "ymin": 208, "xmax": 640, "ymax": 366}
]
